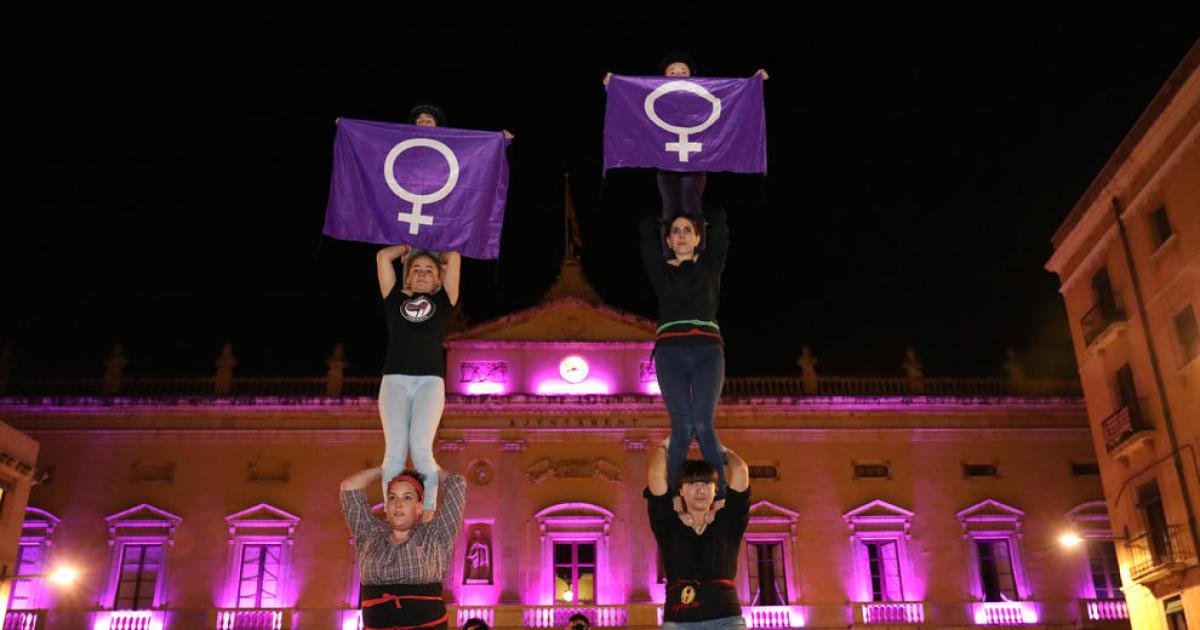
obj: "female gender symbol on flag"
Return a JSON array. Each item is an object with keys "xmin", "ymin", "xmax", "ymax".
[
  {"xmin": 384, "ymin": 138, "xmax": 460, "ymax": 235},
  {"xmin": 603, "ymin": 75, "xmax": 766, "ymax": 174},
  {"xmin": 324, "ymin": 118, "xmax": 510, "ymax": 259},
  {"xmin": 643, "ymin": 80, "xmax": 722, "ymax": 162}
]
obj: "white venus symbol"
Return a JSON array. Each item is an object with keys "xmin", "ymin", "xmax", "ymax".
[
  {"xmin": 383, "ymin": 138, "xmax": 460, "ymax": 235},
  {"xmin": 643, "ymin": 80, "xmax": 723, "ymax": 162}
]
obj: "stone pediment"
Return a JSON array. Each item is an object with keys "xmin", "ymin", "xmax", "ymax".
[
  {"xmin": 749, "ymin": 500, "xmax": 801, "ymax": 522},
  {"xmin": 448, "ymin": 298, "xmax": 654, "ymax": 343},
  {"xmin": 105, "ymin": 503, "xmax": 182, "ymax": 526},
  {"xmin": 843, "ymin": 499, "xmax": 915, "ymax": 522},
  {"xmin": 956, "ymin": 498, "xmax": 1025, "ymax": 521},
  {"xmin": 1066, "ymin": 500, "xmax": 1112, "ymax": 525},
  {"xmin": 225, "ymin": 503, "xmax": 300, "ymax": 525}
]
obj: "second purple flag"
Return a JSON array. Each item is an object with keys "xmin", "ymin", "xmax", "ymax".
[
  {"xmin": 603, "ymin": 75, "xmax": 766, "ymax": 174},
  {"xmin": 324, "ymin": 118, "xmax": 510, "ymax": 259}
]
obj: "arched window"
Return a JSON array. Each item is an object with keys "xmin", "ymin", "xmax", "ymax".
[
  {"xmin": 7, "ymin": 507, "xmax": 60, "ymax": 611},
  {"xmin": 533, "ymin": 502, "xmax": 614, "ymax": 606}
]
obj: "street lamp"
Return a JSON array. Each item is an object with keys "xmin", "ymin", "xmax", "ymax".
[{"xmin": 1059, "ymin": 532, "xmax": 1085, "ymax": 548}]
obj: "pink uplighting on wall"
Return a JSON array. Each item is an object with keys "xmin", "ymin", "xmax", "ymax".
[
  {"xmin": 973, "ymin": 602, "xmax": 1037, "ymax": 625},
  {"xmin": 535, "ymin": 379, "xmax": 612, "ymax": 395},
  {"xmin": 465, "ymin": 382, "xmax": 508, "ymax": 395}
]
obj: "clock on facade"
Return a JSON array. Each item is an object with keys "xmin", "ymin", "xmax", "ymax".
[{"xmin": 558, "ymin": 355, "xmax": 589, "ymax": 384}]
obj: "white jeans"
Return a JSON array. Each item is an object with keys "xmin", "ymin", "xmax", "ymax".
[{"xmin": 379, "ymin": 374, "xmax": 445, "ymax": 510}]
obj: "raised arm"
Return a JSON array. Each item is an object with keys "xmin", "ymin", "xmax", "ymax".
[
  {"xmin": 341, "ymin": 466, "xmax": 383, "ymax": 492},
  {"xmin": 340, "ymin": 467, "xmax": 386, "ymax": 541},
  {"xmin": 376, "ymin": 245, "xmax": 410, "ymax": 299},
  {"xmin": 648, "ymin": 437, "xmax": 669, "ymax": 496},
  {"xmin": 724, "ymin": 446, "xmax": 749, "ymax": 493},
  {"xmin": 702, "ymin": 208, "xmax": 729, "ymax": 274},
  {"xmin": 429, "ymin": 471, "xmax": 467, "ymax": 545},
  {"xmin": 639, "ymin": 215, "xmax": 667, "ymax": 289},
  {"xmin": 440, "ymin": 251, "xmax": 461, "ymax": 306}
]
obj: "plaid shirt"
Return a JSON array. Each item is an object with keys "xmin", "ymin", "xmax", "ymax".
[{"xmin": 341, "ymin": 473, "xmax": 466, "ymax": 585}]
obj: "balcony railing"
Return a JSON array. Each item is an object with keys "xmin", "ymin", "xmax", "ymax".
[
  {"xmin": 973, "ymin": 601, "xmax": 1038, "ymax": 625},
  {"xmin": 859, "ymin": 602, "xmax": 925, "ymax": 624},
  {"xmin": 456, "ymin": 607, "xmax": 495, "ymax": 628},
  {"xmin": 1082, "ymin": 296, "xmax": 1127, "ymax": 347},
  {"xmin": 744, "ymin": 606, "xmax": 805, "ymax": 628},
  {"xmin": 523, "ymin": 606, "xmax": 627, "ymax": 628},
  {"xmin": 1082, "ymin": 599, "xmax": 1129, "ymax": 622},
  {"xmin": 99, "ymin": 610, "xmax": 162, "ymax": 630},
  {"xmin": 216, "ymin": 608, "xmax": 286, "ymax": 630},
  {"xmin": 1101, "ymin": 405, "xmax": 1151, "ymax": 452},
  {"xmin": 2, "ymin": 611, "xmax": 43, "ymax": 630},
  {"xmin": 1128, "ymin": 526, "xmax": 1193, "ymax": 581}
]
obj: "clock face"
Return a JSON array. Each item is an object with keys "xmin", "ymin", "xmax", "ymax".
[{"xmin": 559, "ymin": 355, "xmax": 589, "ymax": 384}]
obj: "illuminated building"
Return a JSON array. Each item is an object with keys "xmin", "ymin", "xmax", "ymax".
[
  {"xmin": 1, "ymin": 249, "xmax": 1121, "ymax": 630},
  {"xmin": 1045, "ymin": 41, "xmax": 1200, "ymax": 630}
]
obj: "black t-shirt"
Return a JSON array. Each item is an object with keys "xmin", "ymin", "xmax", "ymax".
[
  {"xmin": 644, "ymin": 485, "xmax": 750, "ymax": 622},
  {"xmin": 381, "ymin": 286, "xmax": 455, "ymax": 377},
  {"xmin": 638, "ymin": 209, "xmax": 729, "ymax": 347}
]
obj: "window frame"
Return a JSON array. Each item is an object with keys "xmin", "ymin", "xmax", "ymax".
[
  {"xmin": 222, "ymin": 503, "xmax": 300, "ymax": 610},
  {"xmin": 7, "ymin": 507, "xmax": 60, "ymax": 611},
  {"xmin": 741, "ymin": 500, "xmax": 801, "ymax": 606},
  {"xmin": 533, "ymin": 502, "xmax": 613, "ymax": 605},
  {"xmin": 843, "ymin": 499, "xmax": 917, "ymax": 603},
  {"xmin": 101, "ymin": 504, "xmax": 181, "ymax": 612},
  {"xmin": 956, "ymin": 499, "xmax": 1030, "ymax": 602}
]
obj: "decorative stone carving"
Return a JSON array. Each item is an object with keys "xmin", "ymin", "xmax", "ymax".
[
  {"xmin": 130, "ymin": 461, "xmax": 174, "ymax": 484},
  {"xmin": 525, "ymin": 458, "xmax": 623, "ymax": 485},
  {"xmin": 246, "ymin": 459, "xmax": 290, "ymax": 484},
  {"xmin": 468, "ymin": 459, "xmax": 495, "ymax": 486}
]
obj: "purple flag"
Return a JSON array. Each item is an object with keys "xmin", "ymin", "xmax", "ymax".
[
  {"xmin": 603, "ymin": 75, "xmax": 766, "ymax": 174},
  {"xmin": 324, "ymin": 118, "xmax": 509, "ymax": 259}
]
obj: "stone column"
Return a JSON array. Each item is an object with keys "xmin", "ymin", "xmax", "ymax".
[
  {"xmin": 623, "ymin": 436, "xmax": 651, "ymax": 602},
  {"xmin": 498, "ymin": 438, "xmax": 525, "ymax": 604}
]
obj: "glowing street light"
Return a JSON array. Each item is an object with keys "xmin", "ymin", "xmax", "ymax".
[
  {"xmin": 1059, "ymin": 532, "xmax": 1084, "ymax": 548},
  {"xmin": 48, "ymin": 566, "xmax": 80, "ymax": 586}
]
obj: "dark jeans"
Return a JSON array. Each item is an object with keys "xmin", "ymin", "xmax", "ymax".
[
  {"xmin": 657, "ymin": 170, "xmax": 707, "ymax": 220},
  {"xmin": 657, "ymin": 171, "xmax": 708, "ymax": 256},
  {"xmin": 655, "ymin": 343, "xmax": 726, "ymax": 495}
]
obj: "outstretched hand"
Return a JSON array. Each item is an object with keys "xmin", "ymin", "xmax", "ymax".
[{"xmin": 755, "ymin": 68, "xmax": 770, "ymax": 80}]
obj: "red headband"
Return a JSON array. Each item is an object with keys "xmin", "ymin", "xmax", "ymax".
[{"xmin": 388, "ymin": 474, "xmax": 426, "ymax": 504}]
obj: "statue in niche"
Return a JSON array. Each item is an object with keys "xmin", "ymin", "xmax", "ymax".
[{"xmin": 463, "ymin": 524, "xmax": 493, "ymax": 584}]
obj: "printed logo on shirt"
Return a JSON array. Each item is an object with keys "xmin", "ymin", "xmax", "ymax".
[
  {"xmin": 681, "ymin": 585, "xmax": 696, "ymax": 605},
  {"xmin": 402, "ymin": 296, "xmax": 436, "ymax": 322}
]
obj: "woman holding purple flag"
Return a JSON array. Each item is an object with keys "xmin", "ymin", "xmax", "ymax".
[
  {"xmin": 606, "ymin": 53, "xmax": 766, "ymax": 254},
  {"xmin": 375, "ymin": 242, "xmax": 461, "ymax": 519},
  {"xmin": 640, "ymin": 205, "xmax": 730, "ymax": 499}
]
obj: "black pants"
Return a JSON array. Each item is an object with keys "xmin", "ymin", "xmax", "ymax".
[{"xmin": 360, "ymin": 582, "xmax": 447, "ymax": 630}]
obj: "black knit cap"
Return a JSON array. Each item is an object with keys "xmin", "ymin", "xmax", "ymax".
[
  {"xmin": 407, "ymin": 103, "xmax": 447, "ymax": 127},
  {"xmin": 658, "ymin": 50, "xmax": 697, "ymax": 75}
]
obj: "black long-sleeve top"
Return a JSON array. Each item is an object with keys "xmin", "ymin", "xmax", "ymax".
[{"xmin": 639, "ymin": 209, "xmax": 728, "ymax": 346}]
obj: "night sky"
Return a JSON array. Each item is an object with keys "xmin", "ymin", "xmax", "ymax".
[{"xmin": 3, "ymin": 9, "xmax": 1198, "ymax": 380}]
